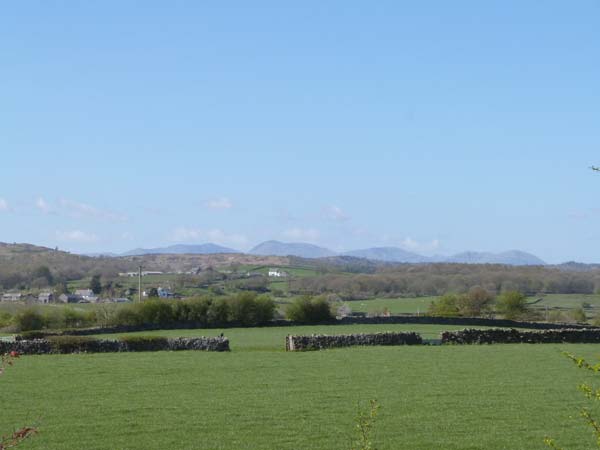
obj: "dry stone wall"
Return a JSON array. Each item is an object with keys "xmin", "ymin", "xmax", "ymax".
[
  {"xmin": 0, "ymin": 336, "xmax": 229, "ymax": 355},
  {"xmin": 441, "ymin": 328, "xmax": 600, "ymax": 344},
  {"xmin": 286, "ymin": 331, "xmax": 422, "ymax": 351}
]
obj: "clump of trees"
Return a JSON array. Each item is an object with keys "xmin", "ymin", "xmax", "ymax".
[
  {"xmin": 428, "ymin": 286, "xmax": 494, "ymax": 318},
  {"xmin": 285, "ymin": 295, "xmax": 334, "ymax": 323},
  {"xmin": 8, "ymin": 292, "xmax": 277, "ymax": 331}
]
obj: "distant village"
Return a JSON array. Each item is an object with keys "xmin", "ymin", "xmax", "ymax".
[{"xmin": 0, "ymin": 267, "xmax": 289, "ymax": 304}]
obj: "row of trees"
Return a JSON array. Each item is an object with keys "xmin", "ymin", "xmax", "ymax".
[
  {"xmin": 290, "ymin": 264, "xmax": 600, "ymax": 298},
  {"xmin": 427, "ymin": 288, "xmax": 528, "ymax": 319}
]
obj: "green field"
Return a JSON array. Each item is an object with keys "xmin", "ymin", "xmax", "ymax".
[
  {"xmin": 2, "ymin": 324, "xmax": 600, "ymax": 449},
  {"xmin": 346, "ymin": 296, "xmax": 437, "ymax": 315}
]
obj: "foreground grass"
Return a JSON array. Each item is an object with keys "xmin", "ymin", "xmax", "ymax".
[{"xmin": 2, "ymin": 343, "xmax": 600, "ymax": 450}]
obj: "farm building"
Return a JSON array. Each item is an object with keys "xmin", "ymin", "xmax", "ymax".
[
  {"xmin": 268, "ymin": 268, "xmax": 288, "ymax": 278},
  {"xmin": 58, "ymin": 294, "xmax": 82, "ymax": 303},
  {"xmin": 75, "ymin": 289, "xmax": 95, "ymax": 300},
  {"xmin": 38, "ymin": 292, "xmax": 54, "ymax": 303},
  {"xmin": 1, "ymin": 292, "xmax": 22, "ymax": 302}
]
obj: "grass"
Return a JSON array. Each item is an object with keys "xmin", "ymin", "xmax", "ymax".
[
  {"xmin": 345, "ymin": 296, "xmax": 437, "ymax": 315},
  {"xmin": 92, "ymin": 323, "xmax": 499, "ymax": 351},
  {"xmin": 2, "ymin": 338, "xmax": 600, "ymax": 450}
]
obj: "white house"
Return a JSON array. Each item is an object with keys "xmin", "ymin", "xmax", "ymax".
[
  {"xmin": 75, "ymin": 289, "xmax": 95, "ymax": 300},
  {"xmin": 38, "ymin": 292, "xmax": 54, "ymax": 304},
  {"xmin": 1, "ymin": 293, "xmax": 22, "ymax": 302},
  {"xmin": 268, "ymin": 268, "xmax": 288, "ymax": 278}
]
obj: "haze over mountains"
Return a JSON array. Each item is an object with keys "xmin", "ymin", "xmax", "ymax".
[{"xmin": 115, "ymin": 240, "xmax": 547, "ymax": 266}]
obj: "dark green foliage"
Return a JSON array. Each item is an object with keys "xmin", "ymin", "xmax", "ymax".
[
  {"xmin": 14, "ymin": 309, "xmax": 45, "ymax": 331},
  {"xmin": 136, "ymin": 299, "xmax": 174, "ymax": 325},
  {"xmin": 90, "ymin": 274, "xmax": 102, "ymax": 294},
  {"xmin": 207, "ymin": 298, "xmax": 229, "ymax": 325},
  {"xmin": 285, "ymin": 295, "xmax": 334, "ymax": 323},
  {"xmin": 113, "ymin": 306, "xmax": 144, "ymax": 327},
  {"xmin": 228, "ymin": 292, "xmax": 276, "ymax": 325}
]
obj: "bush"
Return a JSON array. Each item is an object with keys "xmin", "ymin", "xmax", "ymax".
[
  {"xmin": 496, "ymin": 291, "xmax": 528, "ymax": 320},
  {"xmin": 112, "ymin": 306, "xmax": 144, "ymax": 327},
  {"xmin": 285, "ymin": 295, "xmax": 334, "ymax": 323},
  {"xmin": 207, "ymin": 298, "xmax": 230, "ymax": 325},
  {"xmin": 135, "ymin": 299, "xmax": 174, "ymax": 326},
  {"xmin": 0, "ymin": 311, "xmax": 12, "ymax": 328},
  {"xmin": 428, "ymin": 294, "xmax": 461, "ymax": 317},
  {"xmin": 229, "ymin": 292, "xmax": 276, "ymax": 326},
  {"xmin": 120, "ymin": 335, "xmax": 169, "ymax": 351},
  {"xmin": 14, "ymin": 309, "xmax": 45, "ymax": 331}
]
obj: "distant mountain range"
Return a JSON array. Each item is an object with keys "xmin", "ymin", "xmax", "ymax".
[
  {"xmin": 101, "ymin": 240, "xmax": 547, "ymax": 266},
  {"xmin": 249, "ymin": 240, "xmax": 336, "ymax": 258},
  {"xmin": 120, "ymin": 243, "xmax": 237, "ymax": 257}
]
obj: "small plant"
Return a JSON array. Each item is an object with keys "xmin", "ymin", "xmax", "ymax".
[
  {"xmin": 545, "ymin": 353, "xmax": 600, "ymax": 449},
  {"xmin": 351, "ymin": 399, "xmax": 380, "ymax": 450}
]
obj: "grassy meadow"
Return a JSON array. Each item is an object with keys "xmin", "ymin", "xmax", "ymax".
[{"xmin": 2, "ymin": 324, "xmax": 600, "ymax": 449}]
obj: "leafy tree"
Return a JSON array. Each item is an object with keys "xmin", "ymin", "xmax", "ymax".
[
  {"xmin": 495, "ymin": 290, "xmax": 528, "ymax": 320},
  {"xmin": 285, "ymin": 295, "xmax": 334, "ymax": 323},
  {"xmin": 458, "ymin": 286, "xmax": 494, "ymax": 317},
  {"xmin": 428, "ymin": 294, "xmax": 461, "ymax": 317},
  {"xmin": 90, "ymin": 275, "xmax": 102, "ymax": 295}
]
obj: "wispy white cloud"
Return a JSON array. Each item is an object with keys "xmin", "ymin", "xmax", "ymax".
[
  {"xmin": 400, "ymin": 237, "xmax": 440, "ymax": 253},
  {"xmin": 36, "ymin": 197, "xmax": 54, "ymax": 214},
  {"xmin": 323, "ymin": 205, "xmax": 350, "ymax": 222},
  {"xmin": 168, "ymin": 227, "xmax": 248, "ymax": 248},
  {"xmin": 59, "ymin": 198, "xmax": 127, "ymax": 221},
  {"xmin": 36, "ymin": 197, "xmax": 127, "ymax": 221},
  {"xmin": 0, "ymin": 198, "xmax": 9, "ymax": 212},
  {"xmin": 205, "ymin": 197, "xmax": 233, "ymax": 210},
  {"xmin": 55, "ymin": 230, "xmax": 99, "ymax": 243},
  {"xmin": 282, "ymin": 227, "xmax": 320, "ymax": 242}
]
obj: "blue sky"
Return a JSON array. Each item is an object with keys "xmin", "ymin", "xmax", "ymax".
[{"xmin": 1, "ymin": 1, "xmax": 599, "ymax": 263}]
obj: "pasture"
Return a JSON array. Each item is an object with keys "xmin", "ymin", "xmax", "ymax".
[{"xmin": 2, "ymin": 324, "xmax": 600, "ymax": 449}]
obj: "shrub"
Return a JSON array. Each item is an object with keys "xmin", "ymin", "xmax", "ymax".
[
  {"xmin": 0, "ymin": 311, "xmax": 12, "ymax": 329},
  {"xmin": 229, "ymin": 292, "xmax": 276, "ymax": 326},
  {"xmin": 135, "ymin": 299, "xmax": 174, "ymax": 325},
  {"xmin": 496, "ymin": 291, "xmax": 528, "ymax": 320},
  {"xmin": 185, "ymin": 297, "xmax": 213, "ymax": 324},
  {"xmin": 112, "ymin": 306, "xmax": 144, "ymax": 327},
  {"xmin": 428, "ymin": 294, "xmax": 461, "ymax": 317},
  {"xmin": 14, "ymin": 309, "xmax": 45, "ymax": 331},
  {"xmin": 285, "ymin": 296, "xmax": 334, "ymax": 323},
  {"xmin": 207, "ymin": 298, "xmax": 230, "ymax": 325}
]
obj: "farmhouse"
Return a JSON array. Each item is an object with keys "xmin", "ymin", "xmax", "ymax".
[
  {"xmin": 75, "ymin": 289, "xmax": 95, "ymax": 301},
  {"xmin": 59, "ymin": 294, "xmax": 82, "ymax": 303},
  {"xmin": 157, "ymin": 287, "xmax": 174, "ymax": 298},
  {"xmin": 1, "ymin": 292, "xmax": 22, "ymax": 302},
  {"xmin": 268, "ymin": 268, "xmax": 288, "ymax": 278},
  {"xmin": 38, "ymin": 292, "xmax": 54, "ymax": 303}
]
